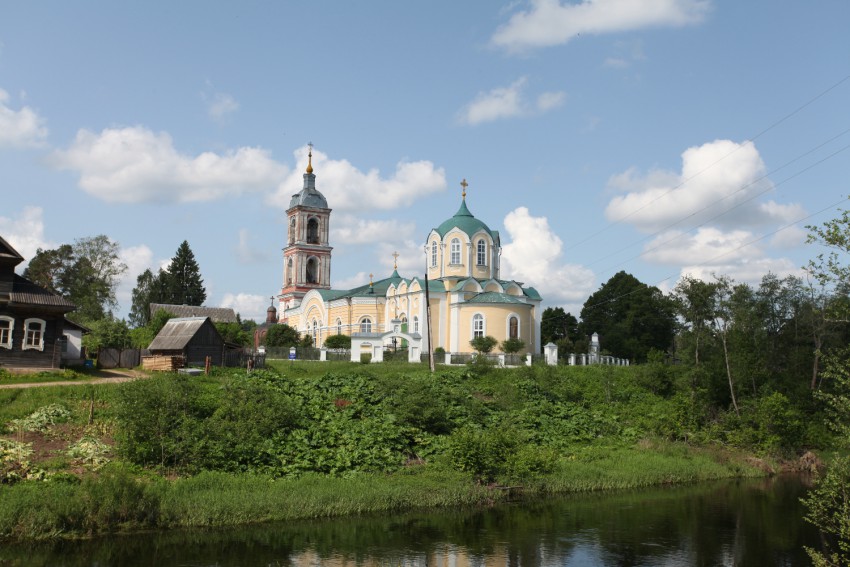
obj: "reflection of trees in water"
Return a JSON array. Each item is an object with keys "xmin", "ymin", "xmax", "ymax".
[{"xmin": 2, "ymin": 477, "xmax": 819, "ymax": 566}]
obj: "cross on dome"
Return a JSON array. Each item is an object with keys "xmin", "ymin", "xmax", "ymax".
[
  {"xmin": 306, "ymin": 142, "xmax": 314, "ymax": 174},
  {"xmin": 460, "ymin": 178, "xmax": 468, "ymax": 199}
]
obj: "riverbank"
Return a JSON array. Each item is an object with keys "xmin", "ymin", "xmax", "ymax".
[{"xmin": 0, "ymin": 442, "xmax": 763, "ymax": 540}]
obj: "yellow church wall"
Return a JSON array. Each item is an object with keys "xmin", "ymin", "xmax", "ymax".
[{"xmin": 457, "ymin": 305, "xmax": 533, "ymax": 353}]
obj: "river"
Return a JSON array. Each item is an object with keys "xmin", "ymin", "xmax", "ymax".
[{"xmin": 0, "ymin": 475, "xmax": 821, "ymax": 566}]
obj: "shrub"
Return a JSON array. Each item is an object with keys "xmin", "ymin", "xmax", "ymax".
[
  {"xmin": 501, "ymin": 338, "xmax": 525, "ymax": 354},
  {"xmin": 470, "ymin": 336, "xmax": 498, "ymax": 354},
  {"xmin": 324, "ymin": 334, "xmax": 351, "ymax": 349}
]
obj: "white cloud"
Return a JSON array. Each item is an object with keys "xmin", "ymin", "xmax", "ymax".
[
  {"xmin": 0, "ymin": 89, "xmax": 48, "ymax": 148},
  {"xmin": 332, "ymin": 271, "xmax": 371, "ymax": 291},
  {"xmin": 679, "ymin": 258, "xmax": 803, "ymax": 288},
  {"xmin": 0, "ymin": 206, "xmax": 53, "ymax": 265},
  {"xmin": 331, "ymin": 215, "xmax": 416, "ymax": 245},
  {"xmin": 115, "ymin": 244, "xmax": 155, "ymax": 313},
  {"xmin": 50, "ymin": 126, "xmax": 287, "ymax": 203},
  {"xmin": 640, "ymin": 227, "xmax": 762, "ymax": 266},
  {"xmin": 492, "ymin": 0, "xmax": 711, "ymax": 52},
  {"xmin": 234, "ymin": 229, "xmax": 269, "ymax": 264},
  {"xmin": 500, "ymin": 207, "xmax": 596, "ymax": 307},
  {"xmin": 220, "ymin": 292, "xmax": 269, "ymax": 322},
  {"xmin": 604, "ymin": 140, "xmax": 803, "ymax": 232},
  {"xmin": 207, "ymin": 92, "xmax": 239, "ymax": 121},
  {"xmin": 459, "ymin": 77, "xmax": 565, "ymax": 125},
  {"xmin": 268, "ymin": 145, "xmax": 446, "ymax": 213}
]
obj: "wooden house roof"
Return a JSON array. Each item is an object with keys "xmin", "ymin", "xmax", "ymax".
[
  {"xmin": 148, "ymin": 316, "xmax": 220, "ymax": 351},
  {"xmin": 0, "ymin": 236, "xmax": 24, "ymax": 268},
  {"xmin": 150, "ymin": 303, "xmax": 238, "ymax": 323},
  {"xmin": 8, "ymin": 274, "xmax": 76, "ymax": 311}
]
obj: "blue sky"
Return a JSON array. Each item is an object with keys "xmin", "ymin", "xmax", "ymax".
[{"xmin": 1, "ymin": 1, "xmax": 848, "ymax": 321}]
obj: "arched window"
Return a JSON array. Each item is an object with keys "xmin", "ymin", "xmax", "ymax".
[
  {"xmin": 307, "ymin": 218, "xmax": 319, "ymax": 244},
  {"xmin": 413, "ymin": 315, "xmax": 419, "ymax": 334},
  {"xmin": 431, "ymin": 241, "xmax": 438, "ymax": 267},
  {"xmin": 477, "ymin": 239, "xmax": 486, "ymax": 266},
  {"xmin": 286, "ymin": 258, "xmax": 293, "ymax": 285},
  {"xmin": 23, "ymin": 318, "xmax": 45, "ymax": 351},
  {"xmin": 509, "ymin": 316, "xmax": 519, "ymax": 339},
  {"xmin": 472, "ymin": 314, "xmax": 484, "ymax": 338},
  {"xmin": 336, "ymin": 318, "xmax": 342, "ymax": 335},
  {"xmin": 306, "ymin": 257, "xmax": 318, "ymax": 284},
  {"xmin": 312, "ymin": 320, "xmax": 318, "ymax": 346},
  {"xmin": 289, "ymin": 217, "xmax": 296, "ymax": 244},
  {"xmin": 0, "ymin": 316, "xmax": 13, "ymax": 349},
  {"xmin": 360, "ymin": 318, "xmax": 372, "ymax": 333},
  {"xmin": 450, "ymin": 238, "xmax": 461, "ymax": 265}
]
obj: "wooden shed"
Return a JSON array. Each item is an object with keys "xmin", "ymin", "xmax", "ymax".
[{"xmin": 146, "ymin": 316, "xmax": 224, "ymax": 368}]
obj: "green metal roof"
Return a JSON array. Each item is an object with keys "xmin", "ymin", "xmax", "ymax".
[
  {"xmin": 435, "ymin": 198, "xmax": 498, "ymax": 241},
  {"xmin": 465, "ymin": 292, "xmax": 528, "ymax": 305}
]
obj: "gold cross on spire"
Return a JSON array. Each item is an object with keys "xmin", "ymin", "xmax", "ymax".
[
  {"xmin": 306, "ymin": 142, "xmax": 314, "ymax": 174},
  {"xmin": 392, "ymin": 251, "xmax": 399, "ymax": 269},
  {"xmin": 460, "ymin": 178, "xmax": 468, "ymax": 199}
]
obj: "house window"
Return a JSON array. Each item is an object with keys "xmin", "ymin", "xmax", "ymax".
[
  {"xmin": 450, "ymin": 238, "xmax": 461, "ymax": 265},
  {"xmin": 23, "ymin": 318, "xmax": 46, "ymax": 351},
  {"xmin": 431, "ymin": 241, "xmax": 438, "ymax": 267},
  {"xmin": 509, "ymin": 316, "xmax": 519, "ymax": 339},
  {"xmin": 336, "ymin": 318, "xmax": 342, "ymax": 335},
  {"xmin": 0, "ymin": 316, "xmax": 13, "ymax": 349},
  {"xmin": 477, "ymin": 239, "xmax": 486, "ymax": 266},
  {"xmin": 413, "ymin": 316, "xmax": 419, "ymax": 334},
  {"xmin": 472, "ymin": 314, "xmax": 484, "ymax": 338},
  {"xmin": 307, "ymin": 218, "xmax": 319, "ymax": 244},
  {"xmin": 312, "ymin": 320, "xmax": 319, "ymax": 346},
  {"xmin": 360, "ymin": 318, "xmax": 372, "ymax": 333}
]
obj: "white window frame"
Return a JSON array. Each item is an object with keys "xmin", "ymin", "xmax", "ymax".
[
  {"xmin": 360, "ymin": 317, "xmax": 372, "ymax": 333},
  {"xmin": 312, "ymin": 319, "xmax": 319, "ymax": 346},
  {"xmin": 23, "ymin": 318, "xmax": 46, "ymax": 351},
  {"xmin": 431, "ymin": 241, "xmax": 438, "ymax": 267},
  {"xmin": 336, "ymin": 318, "xmax": 343, "ymax": 335},
  {"xmin": 450, "ymin": 238, "xmax": 462, "ymax": 265},
  {"xmin": 507, "ymin": 314, "xmax": 520, "ymax": 339},
  {"xmin": 476, "ymin": 239, "xmax": 487, "ymax": 266},
  {"xmin": 0, "ymin": 316, "xmax": 14, "ymax": 349},
  {"xmin": 472, "ymin": 313, "xmax": 485, "ymax": 339},
  {"xmin": 413, "ymin": 315, "xmax": 419, "ymax": 334}
]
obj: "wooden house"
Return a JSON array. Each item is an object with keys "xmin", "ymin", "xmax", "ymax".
[
  {"xmin": 0, "ymin": 236, "xmax": 76, "ymax": 371},
  {"xmin": 147, "ymin": 316, "xmax": 225, "ymax": 367}
]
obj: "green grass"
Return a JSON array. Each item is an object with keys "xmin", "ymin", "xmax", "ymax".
[{"xmin": 0, "ymin": 369, "xmax": 96, "ymax": 386}]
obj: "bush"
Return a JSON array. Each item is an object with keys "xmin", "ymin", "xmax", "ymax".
[
  {"xmin": 501, "ymin": 338, "xmax": 525, "ymax": 354},
  {"xmin": 470, "ymin": 336, "xmax": 498, "ymax": 354},
  {"xmin": 324, "ymin": 334, "xmax": 351, "ymax": 349}
]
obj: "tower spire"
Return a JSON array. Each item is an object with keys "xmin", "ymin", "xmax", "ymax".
[{"xmin": 306, "ymin": 142, "xmax": 314, "ymax": 174}]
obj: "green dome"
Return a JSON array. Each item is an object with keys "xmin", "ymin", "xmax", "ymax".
[{"xmin": 435, "ymin": 199, "xmax": 497, "ymax": 241}]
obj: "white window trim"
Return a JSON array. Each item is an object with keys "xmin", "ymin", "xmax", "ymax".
[
  {"xmin": 431, "ymin": 241, "xmax": 438, "ymax": 267},
  {"xmin": 0, "ymin": 316, "xmax": 14, "ymax": 349},
  {"xmin": 450, "ymin": 238, "xmax": 462, "ymax": 265},
  {"xmin": 413, "ymin": 315, "xmax": 419, "ymax": 334},
  {"xmin": 471, "ymin": 313, "xmax": 485, "ymax": 339},
  {"xmin": 23, "ymin": 318, "xmax": 46, "ymax": 352},
  {"xmin": 506, "ymin": 313, "xmax": 521, "ymax": 340},
  {"xmin": 359, "ymin": 317, "xmax": 373, "ymax": 334},
  {"xmin": 476, "ymin": 239, "xmax": 487, "ymax": 266}
]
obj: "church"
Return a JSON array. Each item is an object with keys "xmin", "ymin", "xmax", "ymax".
[{"xmin": 278, "ymin": 146, "xmax": 542, "ymax": 356}]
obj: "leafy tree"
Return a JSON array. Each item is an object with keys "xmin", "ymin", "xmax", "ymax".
[
  {"xmin": 673, "ymin": 276, "xmax": 718, "ymax": 366},
  {"xmin": 540, "ymin": 307, "xmax": 578, "ymax": 346},
  {"xmin": 501, "ymin": 337, "xmax": 525, "ymax": 354},
  {"xmin": 163, "ymin": 240, "xmax": 206, "ymax": 306},
  {"xmin": 129, "ymin": 268, "xmax": 168, "ymax": 328},
  {"xmin": 215, "ymin": 322, "xmax": 251, "ymax": 346},
  {"xmin": 82, "ymin": 317, "xmax": 132, "ymax": 351},
  {"xmin": 23, "ymin": 236, "xmax": 127, "ymax": 324},
  {"xmin": 580, "ymin": 271, "xmax": 676, "ymax": 363},
  {"xmin": 264, "ymin": 323, "xmax": 301, "ymax": 347},
  {"xmin": 130, "ymin": 309, "xmax": 177, "ymax": 348},
  {"xmin": 324, "ymin": 334, "xmax": 351, "ymax": 349},
  {"xmin": 802, "ymin": 456, "xmax": 850, "ymax": 567},
  {"xmin": 470, "ymin": 335, "xmax": 498, "ymax": 354}
]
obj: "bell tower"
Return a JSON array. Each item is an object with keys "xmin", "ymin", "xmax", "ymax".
[{"xmin": 279, "ymin": 143, "xmax": 332, "ymax": 319}]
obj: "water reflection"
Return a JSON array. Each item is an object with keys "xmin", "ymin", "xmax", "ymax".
[{"xmin": 1, "ymin": 475, "xmax": 820, "ymax": 566}]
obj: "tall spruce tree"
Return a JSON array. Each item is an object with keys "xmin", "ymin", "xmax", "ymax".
[{"xmin": 164, "ymin": 241, "xmax": 206, "ymax": 306}]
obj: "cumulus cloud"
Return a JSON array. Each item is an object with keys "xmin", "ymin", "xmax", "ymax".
[
  {"xmin": 50, "ymin": 126, "xmax": 287, "ymax": 203},
  {"xmin": 268, "ymin": 145, "xmax": 446, "ymax": 212},
  {"xmin": 220, "ymin": 292, "xmax": 269, "ymax": 322},
  {"xmin": 0, "ymin": 206, "xmax": 53, "ymax": 265},
  {"xmin": 331, "ymin": 215, "xmax": 416, "ymax": 245},
  {"xmin": 233, "ymin": 229, "xmax": 269, "ymax": 264},
  {"xmin": 500, "ymin": 207, "xmax": 596, "ymax": 308},
  {"xmin": 459, "ymin": 77, "xmax": 565, "ymax": 125},
  {"xmin": 115, "ymin": 244, "xmax": 155, "ymax": 311},
  {"xmin": 492, "ymin": 0, "xmax": 711, "ymax": 52},
  {"xmin": 0, "ymin": 89, "xmax": 48, "ymax": 148},
  {"xmin": 605, "ymin": 140, "xmax": 804, "ymax": 233}
]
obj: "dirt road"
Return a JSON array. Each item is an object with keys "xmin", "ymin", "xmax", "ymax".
[{"xmin": 0, "ymin": 369, "xmax": 147, "ymax": 389}]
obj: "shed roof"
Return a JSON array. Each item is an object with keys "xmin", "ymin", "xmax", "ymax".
[
  {"xmin": 148, "ymin": 316, "xmax": 218, "ymax": 350},
  {"xmin": 150, "ymin": 303, "xmax": 238, "ymax": 323}
]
